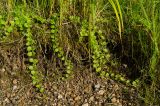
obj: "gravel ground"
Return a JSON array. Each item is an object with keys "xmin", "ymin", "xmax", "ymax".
[{"xmin": 0, "ymin": 66, "xmax": 140, "ymax": 106}]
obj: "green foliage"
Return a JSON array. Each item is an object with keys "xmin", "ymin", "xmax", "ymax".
[
  {"xmin": 24, "ymin": 17, "xmax": 44, "ymax": 92},
  {"xmin": 0, "ymin": 15, "xmax": 6, "ymax": 27},
  {"xmin": 50, "ymin": 14, "xmax": 74, "ymax": 79},
  {"xmin": 0, "ymin": 15, "xmax": 15, "ymax": 39},
  {"xmin": 0, "ymin": 15, "xmax": 6, "ymax": 38},
  {"xmin": 69, "ymin": 15, "xmax": 80, "ymax": 24},
  {"xmin": 79, "ymin": 19, "xmax": 88, "ymax": 42},
  {"xmin": 0, "ymin": 1, "xmax": 160, "ymax": 105}
]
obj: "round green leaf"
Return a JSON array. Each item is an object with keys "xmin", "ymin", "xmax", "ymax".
[
  {"xmin": 67, "ymin": 70, "xmax": 71, "ymax": 74},
  {"xmin": 126, "ymin": 80, "xmax": 130, "ymax": 85},
  {"xmin": 96, "ymin": 67, "xmax": 101, "ymax": 72},
  {"xmin": 5, "ymin": 32, "xmax": 9, "ymax": 36},
  {"xmin": 100, "ymin": 71, "xmax": 106, "ymax": 76},
  {"xmin": 33, "ymin": 59, "xmax": 38, "ymax": 64},
  {"xmin": 51, "ymin": 29, "xmax": 55, "ymax": 33},
  {"xmin": 10, "ymin": 21, "xmax": 15, "ymax": 25},
  {"xmin": 31, "ymin": 76, "xmax": 36, "ymax": 80},
  {"xmin": 32, "ymin": 80, "xmax": 37, "ymax": 85},
  {"xmin": 103, "ymin": 49, "xmax": 108, "ymax": 53},
  {"xmin": 29, "ymin": 58, "xmax": 34, "ymax": 62},
  {"xmin": 26, "ymin": 42, "xmax": 31, "ymax": 46},
  {"xmin": 36, "ymin": 84, "xmax": 41, "ymax": 88},
  {"xmin": 110, "ymin": 73, "xmax": 115, "ymax": 78},
  {"xmin": 120, "ymin": 77, "xmax": 125, "ymax": 82},
  {"xmin": 105, "ymin": 73, "xmax": 109, "ymax": 78},
  {"xmin": 27, "ymin": 52, "xmax": 33, "ymax": 57},
  {"xmin": 31, "ymin": 70, "xmax": 36, "ymax": 75},
  {"xmin": 67, "ymin": 66, "xmax": 71, "ymax": 70},
  {"xmin": 1, "ymin": 20, "xmax": 6, "ymax": 25},
  {"xmin": 28, "ymin": 66, "xmax": 34, "ymax": 70},
  {"xmin": 55, "ymin": 48, "xmax": 59, "ymax": 52},
  {"xmin": 40, "ymin": 88, "xmax": 44, "ymax": 93},
  {"xmin": 27, "ymin": 46, "xmax": 32, "ymax": 51},
  {"xmin": 58, "ymin": 53, "xmax": 62, "ymax": 58},
  {"xmin": 24, "ymin": 23, "xmax": 28, "ymax": 28},
  {"xmin": 50, "ymin": 20, "xmax": 55, "ymax": 24},
  {"xmin": 61, "ymin": 57, "xmax": 65, "ymax": 61},
  {"xmin": 65, "ymin": 74, "xmax": 69, "ymax": 78}
]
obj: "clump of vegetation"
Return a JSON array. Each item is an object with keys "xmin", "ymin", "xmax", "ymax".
[
  {"xmin": 25, "ymin": 18, "xmax": 44, "ymax": 92},
  {"xmin": 50, "ymin": 14, "xmax": 74, "ymax": 79},
  {"xmin": 0, "ymin": 0, "xmax": 160, "ymax": 105}
]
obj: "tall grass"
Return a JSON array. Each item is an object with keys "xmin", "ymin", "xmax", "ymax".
[{"xmin": 122, "ymin": 0, "xmax": 160, "ymax": 105}]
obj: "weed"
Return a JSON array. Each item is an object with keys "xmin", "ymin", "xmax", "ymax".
[
  {"xmin": 50, "ymin": 14, "xmax": 73, "ymax": 79},
  {"xmin": 25, "ymin": 17, "xmax": 44, "ymax": 93}
]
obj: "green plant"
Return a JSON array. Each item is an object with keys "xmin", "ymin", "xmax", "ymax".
[
  {"xmin": 0, "ymin": 15, "xmax": 6, "ymax": 38},
  {"xmin": 1, "ymin": 1, "xmax": 159, "ymax": 105},
  {"xmin": 108, "ymin": 0, "xmax": 123, "ymax": 48},
  {"xmin": 0, "ymin": 15, "xmax": 6, "ymax": 28},
  {"xmin": 0, "ymin": 15, "xmax": 15, "ymax": 39},
  {"xmin": 69, "ymin": 15, "xmax": 80, "ymax": 24},
  {"xmin": 88, "ymin": 0, "xmax": 110, "ymax": 76},
  {"xmin": 50, "ymin": 14, "xmax": 73, "ymax": 79},
  {"xmin": 9, "ymin": 6, "xmax": 45, "ymax": 92},
  {"xmin": 24, "ymin": 17, "xmax": 44, "ymax": 92},
  {"xmin": 86, "ymin": 1, "xmax": 140, "ymax": 88},
  {"xmin": 4, "ymin": 20, "xmax": 15, "ymax": 36},
  {"xmin": 79, "ymin": 19, "xmax": 88, "ymax": 42}
]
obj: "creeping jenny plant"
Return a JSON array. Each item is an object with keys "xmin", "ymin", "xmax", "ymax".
[
  {"xmin": 24, "ymin": 17, "xmax": 44, "ymax": 92},
  {"xmin": 50, "ymin": 14, "xmax": 74, "ymax": 79}
]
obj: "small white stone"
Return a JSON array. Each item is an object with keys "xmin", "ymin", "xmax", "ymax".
[
  {"xmin": 94, "ymin": 84, "xmax": 100, "ymax": 89},
  {"xmin": 82, "ymin": 103, "xmax": 89, "ymax": 106},
  {"xmin": 89, "ymin": 96, "xmax": 94, "ymax": 102},
  {"xmin": 58, "ymin": 94, "xmax": 63, "ymax": 99},
  {"xmin": 111, "ymin": 97, "xmax": 117, "ymax": 103},
  {"xmin": 0, "ymin": 68, "xmax": 5, "ymax": 73},
  {"xmin": 97, "ymin": 90, "xmax": 105, "ymax": 95},
  {"xmin": 13, "ymin": 85, "xmax": 17, "ymax": 91},
  {"xmin": 4, "ymin": 98, "xmax": 10, "ymax": 103}
]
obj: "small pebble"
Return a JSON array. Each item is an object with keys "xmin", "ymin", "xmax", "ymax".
[
  {"xmin": 0, "ymin": 68, "xmax": 5, "ymax": 73},
  {"xmin": 4, "ymin": 98, "xmax": 10, "ymax": 103},
  {"xmin": 97, "ymin": 90, "xmax": 105, "ymax": 95},
  {"xmin": 94, "ymin": 84, "xmax": 100, "ymax": 89},
  {"xmin": 117, "ymin": 103, "xmax": 122, "ymax": 106},
  {"xmin": 111, "ymin": 97, "xmax": 117, "ymax": 103},
  {"xmin": 58, "ymin": 94, "xmax": 63, "ymax": 99},
  {"xmin": 13, "ymin": 85, "xmax": 17, "ymax": 91},
  {"xmin": 54, "ymin": 92, "xmax": 58, "ymax": 96},
  {"xmin": 129, "ymin": 103, "xmax": 132, "ymax": 105},
  {"xmin": 112, "ymin": 94, "xmax": 116, "ymax": 97},
  {"xmin": 117, "ymin": 99, "xmax": 120, "ymax": 103},
  {"xmin": 82, "ymin": 103, "xmax": 89, "ymax": 106},
  {"xmin": 84, "ymin": 86, "xmax": 91, "ymax": 93},
  {"xmin": 74, "ymin": 96, "xmax": 81, "ymax": 101},
  {"xmin": 89, "ymin": 96, "xmax": 94, "ymax": 102},
  {"xmin": 6, "ymin": 93, "xmax": 10, "ymax": 98},
  {"xmin": 13, "ymin": 79, "xmax": 18, "ymax": 85},
  {"xmin": 114, "ymin": 84, "xmax": 119, "ymax": 89}
]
